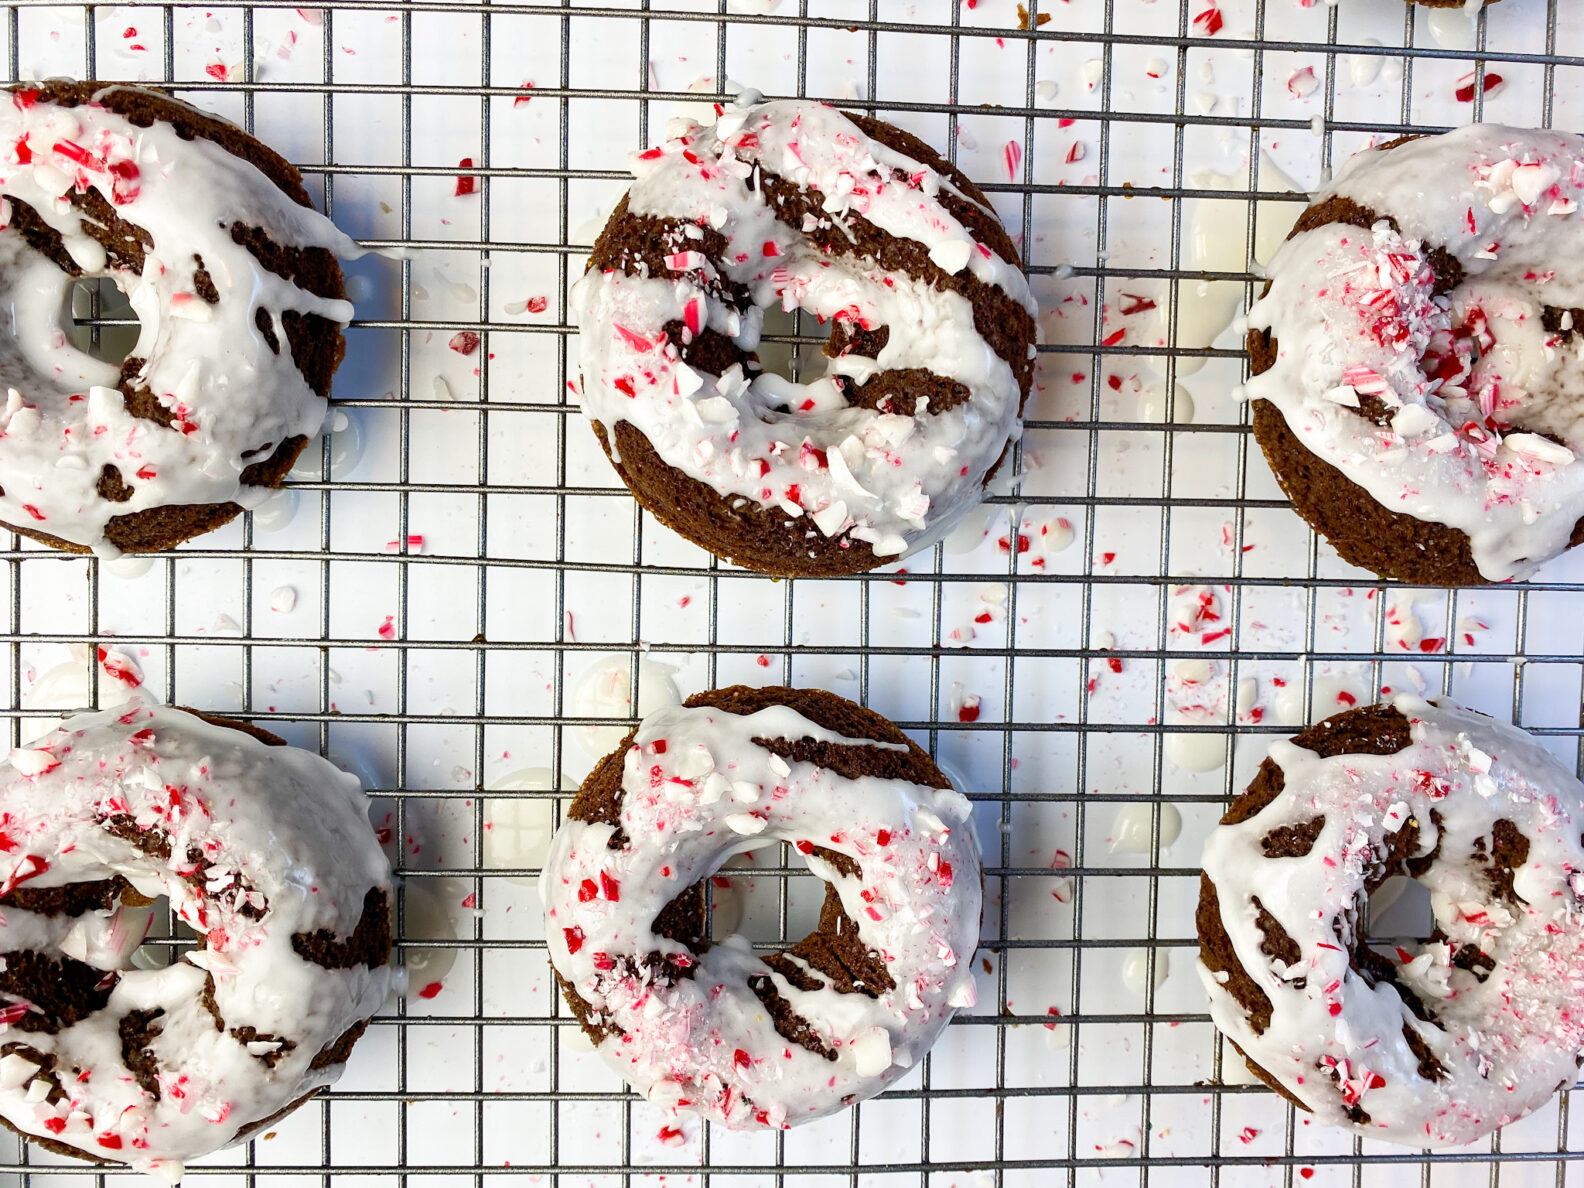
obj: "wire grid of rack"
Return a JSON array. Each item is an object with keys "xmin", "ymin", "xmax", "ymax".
[{"xmin": 3, "ymin": 0, "xmax": 1584, "ymax": 1184}]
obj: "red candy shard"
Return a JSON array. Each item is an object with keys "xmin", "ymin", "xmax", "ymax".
[
  {"xmin": 1192, "ymin": 4, "xmax": 1223, "ymax": 35},
  {"xmin": 563, "ymin": 926, "xmax": 585, "ymax": 954},
  {"xmin": 1455, "ymin": 72, "xmax": 1503, "ymax": 103},
  {"xmin": 455, "ymin": 158, "xmax": 477, "ymax": 196}
]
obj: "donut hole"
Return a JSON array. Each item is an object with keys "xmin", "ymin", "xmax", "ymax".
[
  {"xmin": 701, "ymin": 853, "xmax": 762, "ymax": 942},
  {"xmin": 665, "ymin": 842, "xmax": 884, "ymax": 992},
  {"xmin": 668, "ymin": 848, "xmax": 814, "ymax": 947},
  {"xmin": 128, "ymin": 896, "xmax": 203, "ymax": 970},
  {"xmin": 0, "ymin": 883, "xmax": 202, "ymax": 1037},
  {"xmin": 1364, "ymin": 874, "xmax": 1434, "ymax": 951},
  {"xmin": 67, "ymin": 275, "xmax": 140, "ymax": 368},
  {"xmin": 754, "ymin": 306, "xmax": 853, "ymax": 404},
  {"xmin": 0, "ymin": 242, "xmax": 125, "ymax": 402}
]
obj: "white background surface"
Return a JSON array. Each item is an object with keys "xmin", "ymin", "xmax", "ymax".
[{"xmin": 4, "ymin": 0, "xmax": 1584, "ymax": 1183}]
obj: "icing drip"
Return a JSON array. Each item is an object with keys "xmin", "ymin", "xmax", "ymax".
[
  {"xmin": 1199, "ymin": 697, "xmax": 1584, "ymax": 1147},
  {"xmin": 572, "ymin": 99, "xmax": 1034, "ymax": 560},
  {"xmin": 1246, "ymin": 125, "xmax": 1584, "ymax": 582},
  {"xmin": 541, "ymin": 700, "xmax": 982, "ymax": 1128},
  {"xmin": 0, "ymin": 703, "xmax": 393, "ymax": 1175},
  {"xmin": 0, "ymin": 85, "xmax": 356, "ymax": 555}
]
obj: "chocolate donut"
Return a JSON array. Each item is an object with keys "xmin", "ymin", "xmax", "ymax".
[
  {"xmin": 572, "ymin": 99, "xmax": 1037, "ymax": 577},
  {"xmin": 1246, "ymin": 125, "xmax": 1584, "ymax": 585},
  {"xmin": 0, "ymin": 703, "xmax": 392, "ymax": 1176},
  {"xmin": 541, "ymin": 685, "xmax": 982, "ymax": 1128},
  {"xmin": 0, "ymin": 81, "xmax": 351, "ymax": 556},
  {"xmin": 1197, "ymin": 697, "xmax": 1584, "ymax": 1146}
]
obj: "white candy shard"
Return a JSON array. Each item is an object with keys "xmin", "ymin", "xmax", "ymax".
[
  {"xmin": 7, "ymin": 748, "xmax": 58, "ymax": 777},
  {"xmin": 849, "ymin": 1027, "xmax": 893, "ymax": 1076},
  {"xmin": 0, "ymin": 1053, "xmax": 37, "ymax": 1090}
]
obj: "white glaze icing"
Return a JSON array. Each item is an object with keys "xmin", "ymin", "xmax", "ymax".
[
  {"xmin": 482, "ymin": 767, "xmax": 565, "ymax": 886},
  {"xmin": 572, "ymin": 99, "xmax": 1034, "ymax": 561},
  {"xmin": 398, "ymin": 879, "xmax": 457, "ymax": 999},
  {"xmin": 1108, "ymin": 801, "xmax": 1183, "ymax": 854},
  {"xmin": 1245, "ymin": 125, "xmax": 1584, "ymax": 581},
  {"xmin": 1135, "ymin": 383, "xmax": 1194, "ymax": 424},
  {"xmin": 0, "ymin": 85, "xmax": 356, "ymax": 555},
  {"xmin": 20, "ymin": 643, "xmax": 139, "ymax": 742},
  {"xmin": 1120, "ymin": 946, "xmax": 1169, "ymax": 996},
  {"xmin": 0, "ymin": 703, "xmax": 393, "ymax": 1175},
  {"xmin": 570, "ymin": 656, "xmax": 682, "ymax": 760},
  {"xmin": 541, "ymin": 697, "xmax": 982, "ymax": 1128},
  {"xmin": 1199, "ymin": 696, "xmax": 1584, "ymax": 1147}
]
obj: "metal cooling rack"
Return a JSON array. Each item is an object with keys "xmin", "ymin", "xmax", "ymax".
[{"xmin": 3, "ymin": 0, "xmax": 1584, "ymax": 1184}]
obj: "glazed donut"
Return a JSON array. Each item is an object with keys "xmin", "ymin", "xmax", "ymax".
[
  {"xmin": 0, "ymin": 703, "xmax": 393, "ymax": 1176},
  {"xmin": 572, "ymin": 98, "xmax": 1037, "ymax": 577},
  {"xmin": 1197, "ymin": 697, "xmax": 1584, "ymax": 1147},
  {"xmin": 541, "ymin": 685, "xmax": 981, "ymax": 1128},
  {"xmin": 1246, "ymin": 125, "xmax": 1584, "ymax": 586},
  {"xmin": 0, "ymin": 81, "xmax": 353, "ymax": 556}
]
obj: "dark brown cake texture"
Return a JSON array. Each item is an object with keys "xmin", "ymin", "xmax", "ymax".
[
  {"xmin": 1196, "ymin": 703, "xmax": 1532, "ymax": 1117},
  {"xmin": 0, "ymin": 81, "xmax": 346, "ymax": 555},
  {"xmin": 584, "ymin": 111, "xmax": 1035, "ymax": 578},
  {"xmin": 556, "ymin": 685, "xmax": 966, "ymax": 1076},
  {"xmin": 0, "ymin": 711, "xmax": 389, "ymax": 1167},
  {"xmin": 1247, "ymin": 137, "xmax": 1579, "ymax": 587}
]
